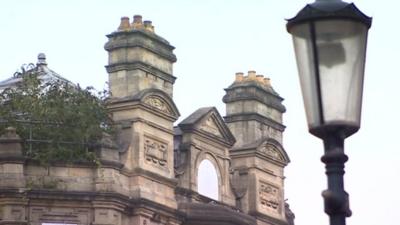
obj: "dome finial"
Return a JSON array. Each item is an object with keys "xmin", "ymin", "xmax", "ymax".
[{"xmin": 37, "ymin": 53, "xmax": 47, "ymax": 65}]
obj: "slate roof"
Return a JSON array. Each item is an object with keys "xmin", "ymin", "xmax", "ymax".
[
  {"xmin": 0, "ymin": 53, "xmax": 74, "ymax": 92},
  {"xmin": 179, "ymin": 107, "xmax": 214, "ymax": 126},
  {"xmin": 178, "ymin": 107, "xmax": 236, "ymax": 147}
]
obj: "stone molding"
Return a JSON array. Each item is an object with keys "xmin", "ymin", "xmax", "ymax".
[
  {"xmin": 108, "ymin": 88, "xmax": 180, "ymax": 121},
  {"xmin": 224, "ymin": 113, "xmax": 286, "ymax": 132},
  {"xmin": 105, "ymin": 29, "xmax": 177, "ymax": 62},
  {"xmin": 178, "ymin": 202, "xmax": 256, "ymax": 225},
  {"xmin": 179, "ymin": 107, "xmax": 235, "ymax": 147},
  {"xmin": 105, "ymin": 61, "xmax": 177, "ymax": 84},
  {"xmin": 230, "ymin": 138, "xmax": 290, "ymax": 167},
  {"xmin": 223, "ymin": 85, "xmax": 286, "ymax": 113}
]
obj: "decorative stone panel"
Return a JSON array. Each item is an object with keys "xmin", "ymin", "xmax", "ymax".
[
  {"xmin": 144, "ymin": 136, "xmax": 168, "ymax": 167},
  {"xmin": 259, "ymin": 181, "xmax": 281, "ymax": 214}
]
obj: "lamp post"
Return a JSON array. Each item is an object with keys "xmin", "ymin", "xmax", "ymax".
[{"xmin": 286, "ymin": 1, "xmax": 371, "ymax": 225}]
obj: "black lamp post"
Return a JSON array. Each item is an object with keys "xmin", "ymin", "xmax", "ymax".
[{"xmin": 286, "ymin": 1, "xmax": 371, "ymax": 225}]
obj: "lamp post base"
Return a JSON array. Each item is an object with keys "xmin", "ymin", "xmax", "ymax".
[{"xmin": 321, "ymin": 134, "xmax": 352, "ymax": 225}]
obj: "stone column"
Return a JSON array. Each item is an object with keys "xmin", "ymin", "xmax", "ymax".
[
  {"xmin": 0, "ymin": 127, "xmax": 25, "ymax": 188},
  {"xmin": 0, "ymin": 127, "xmax": 28, "ymax": 224},
  {"xmin": 223, "ymin": 71, "xmax": 291, "ymax": 224},
  {"xmin": 104, "ymin": 15, "xmax": 180, "ymax": 210}
]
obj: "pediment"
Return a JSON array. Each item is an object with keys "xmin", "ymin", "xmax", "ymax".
[
  {"xmin": 137, "ymin": 89, "xmax": 180, "ymax": 119},
  {"xmin": 179, "ymin": 107, "xmax": 235, "ymax": 147},
  {"xmin": 198, "ymin": 115, "xmax": 223, "ymax": 138},
  {"xmin": 108, "ymin": 88, "xmax": 180, "ymax": 121},
  {"xmin": 256, "ymin": 138, "xmax": 290, "ymax": 165},
  {"xmin": 144, "ymin": 95, "xmax": 172, "ymax": 114}
]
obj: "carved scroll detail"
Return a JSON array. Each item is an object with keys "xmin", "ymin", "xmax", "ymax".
[
  {"xmin": 259, "ymin": 144, "xmax": 283, "ymax": 161},
  {"xmin": 144, "ymin": 96, "xmax": 171, "ymax": 114},
  {"xmin": 259, "ymin": 182, "xmax": 280, "ymax": 213},
  {"xmin": 144, "ymin": 137, "xmax": 167, "ymax": 166}
]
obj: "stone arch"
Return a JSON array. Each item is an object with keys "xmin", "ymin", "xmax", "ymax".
[{"xmin": 194, "ymin": 151, "xmax": 222, "ymax": 200}]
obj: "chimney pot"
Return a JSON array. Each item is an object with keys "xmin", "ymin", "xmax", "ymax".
[
  {"xmin": 248, "ymin": 70, "xmax": 256, "ymax": 80},
  {"xmin": 132, "ymin": 15, "xmax": 143, "ymax": 29},
  {"xmin": 144, "ymin": 20, "xmax": 154, "ymax": 32},
  {"xmin": 256, "ymin": 75, "xmax": 264, "ymax": 82},
  {"xmin": 264, "ymin": 77, "xmax": 271, "ymax": 86},
  {"xmin": 37, "ymin": 53, "xmax": 47, "ymax": 65},
  {"xmin": 235, "ymin": 72, "xmax": 244, "ymax": 82},
  {"xmin": 118, "ymin": 16, "xmax": 131, "ymax": 31},
  {"xmin": 133, "ymin": 15, "xmax": 142, "ymax": 23}
]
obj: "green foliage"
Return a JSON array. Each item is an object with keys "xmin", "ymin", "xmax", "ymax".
[{"xmin": 0, "ymin": 65, "xmax": 113, "ymax": 165}]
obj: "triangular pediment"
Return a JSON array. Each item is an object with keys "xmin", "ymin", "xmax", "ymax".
[
  {"xmin": 198, "ymin": 115, "xmax": 223, "ymax": 138},
  {"xmin": 179, "ymin": 107, "xmax": 235, "ymax": 147}
]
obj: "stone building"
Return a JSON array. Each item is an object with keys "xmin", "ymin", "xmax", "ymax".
[{"xmin": 0, "ymin": 15, "xmax": 294, "ymax": 225}]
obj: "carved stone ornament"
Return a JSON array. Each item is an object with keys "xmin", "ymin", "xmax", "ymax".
[
  {"xmin": 144, "ymin": 96, "xmax": 171, "ymax": 114},
  {"xmin": 259, "ymin": 182, "xmax": 280, "ymax": 213},
  {"xmin": 230, "ymin": 169, "xmax": 248, "ymax": 199},
  {"xmin": 199, "ymin": 116, "xmax": 222, "ymax": 137},
  {"xmin": 144, "ymin": 137, "xmax": 167, "ymax": 166},
  {"xmin": 259, "ymin": 144, "xmax": 284, "ymax": 162}
]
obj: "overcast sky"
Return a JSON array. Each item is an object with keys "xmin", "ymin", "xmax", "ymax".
[{"xmin": 1, "ymin": 1, "xmax": 399, "ymax": 225}]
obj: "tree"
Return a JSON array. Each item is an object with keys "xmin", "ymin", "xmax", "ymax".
[{"xmin": 0, "ymin": 64, "xmax": 113, "ymax": 165}]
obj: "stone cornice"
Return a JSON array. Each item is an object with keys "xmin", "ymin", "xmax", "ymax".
[
  {"xmin": 178, "ymin": 201, "xmax": 256, "ymax": 225},
  {"xmin": 248, "ymin": 210, "xmax": 288, "ymax": 225},
  {"xmin": 179, "ymin": 107, "xmax": 236, "ymax": 147},
  {"xmin": 229, "ymin": 148, "xmax": 288, "ymax": 168},
  {"xmin": 223, "ymin": 85, "xmax": 286, "ymax": 113},
  {"xmin": 224, "ymin": 113, "xmax": 286, "ymax": 132},
  {"xmin": 105, "ymin": 61, "xmax": 177, "ymax": 84},
  {"xmin": 105, "ymin": 30, "xmax": 177, "ymax": 62},
  {"xmin": 107, "ymin": 90, "xmax": 180, "ymax": 124},
  {"xmin": 121, "ymin": 167, "xmax": 178, "ymax": 188},
  {"xmin": 0, "ymin": 188, "xmax": 184, "ymax": 218}
]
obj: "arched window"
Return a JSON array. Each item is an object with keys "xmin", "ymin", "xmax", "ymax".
[{"xmin": 197, "ymin": 159, "xmax": 219, "ymax": 200}]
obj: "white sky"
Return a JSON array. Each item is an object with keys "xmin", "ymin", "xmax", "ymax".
[{"xmin": 1, "ymin": 1, "xmax": 399, "ymax": 225}]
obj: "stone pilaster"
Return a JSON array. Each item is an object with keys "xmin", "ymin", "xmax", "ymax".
[
  {"xmin": 105, "ymin": 15, "xmax": 177, "ymax": 98},
  {"xmin": 105, "ymin": 15, "xmax": 180, "ymax": 210},
  {"xmin": 0, "ymin": 127, "xmax": 25, "ymax": 189},
  {"xmin": 223, "ymin": 71, "xmax": 290, "ymax": 224},
  {"xmin": 0, "ymin": 198, "xmax": 28, "ymax": 224},
  {"xmin": 223, "ymin": 71, "xmax": 286, "ymax": 146}
]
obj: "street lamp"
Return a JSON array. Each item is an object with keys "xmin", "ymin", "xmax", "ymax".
[{"xmin": 286, "ymin": 0, "xmax": 371, "ymax": 225}]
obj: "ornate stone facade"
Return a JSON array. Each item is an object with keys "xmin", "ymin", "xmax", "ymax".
[{"xmin": 0, "ymin": 15, "xmax": 294, "ymax": 225}]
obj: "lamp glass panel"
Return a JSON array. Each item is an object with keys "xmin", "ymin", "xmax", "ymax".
[
  {"xmin": 315, "ymin": 20, "xmax": 368, "ymax": 128},
  {"xmin": 291, "ymin": 23, "xmax": 321, "ymax": 128},
  {"xmin": 290, "ymin": 20, "xmax": 368, "ymax": 130}
]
